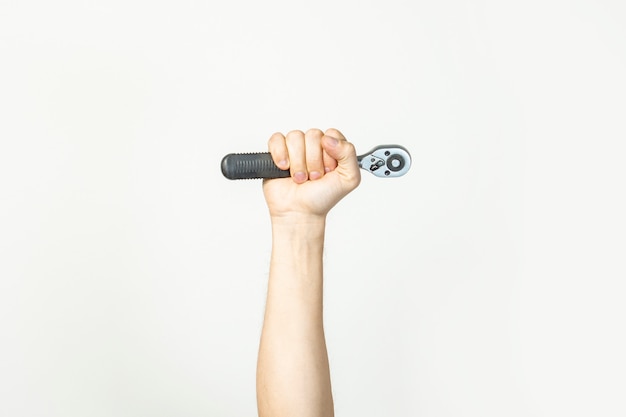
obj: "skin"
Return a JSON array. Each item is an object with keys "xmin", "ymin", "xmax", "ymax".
[{"xmin": 256, "ymin": 128, "xmax": 361, "ymax": 417}]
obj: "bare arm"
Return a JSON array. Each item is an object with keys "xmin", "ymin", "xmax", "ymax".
[
  {"xmin": 256, "ymin": 128, "xmax": 360, "ymax": 417},
  {"xmin": 257, "ymin": 218, "xmax": 331, "ymax": 416}
]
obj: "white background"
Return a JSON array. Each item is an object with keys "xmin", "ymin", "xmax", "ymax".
[{"xmin": 1, "ymin": 1, "xmax": 625, "ymax": 416}]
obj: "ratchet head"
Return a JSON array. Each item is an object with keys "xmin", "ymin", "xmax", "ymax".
[{"xmin": 357, "ymin": 145, "xmax": 412, "ymax": 178}]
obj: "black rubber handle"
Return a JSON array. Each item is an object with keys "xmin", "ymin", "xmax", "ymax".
[{"xmin": 221, "ymin": 152, "xmax": 291, "ymax": 180}]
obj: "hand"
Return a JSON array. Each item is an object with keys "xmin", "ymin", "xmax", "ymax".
[{"xmin": 262, "ymin": 128, "xmax": 361, "ymax": 221}]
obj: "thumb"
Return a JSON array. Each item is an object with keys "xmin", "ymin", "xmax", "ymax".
[{"xmin": 322, "ymin": 135, "xmax": 361, "ymax": 188}]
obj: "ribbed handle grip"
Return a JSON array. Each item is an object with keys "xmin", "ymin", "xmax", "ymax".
[{"xmin": 221, "ymin": 152, "xmax": 291, "ymax": 180}]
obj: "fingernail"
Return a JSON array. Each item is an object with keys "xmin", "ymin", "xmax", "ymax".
[
  {"xmin": 278, "ymin": 159, "xmax": 288, "ymax": 168},
  {"xmin": 310, "ymin": 171, "xmax": 321, "ymax": 180},
  {"xmin": 325, "ymin": 135, "xmax": 339, "ymax": 147},
  {"xmin": 324, "ymin": 166, "xmax": 331, "ymax": 173},
  {"xmin": 294, "ymin": 171, "xmax": 307, "ymax": 182}
]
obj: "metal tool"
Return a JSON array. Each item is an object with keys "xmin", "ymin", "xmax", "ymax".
[{"xmin": 221, "ymin": 145, "xmax": 411, "ymax": 180}]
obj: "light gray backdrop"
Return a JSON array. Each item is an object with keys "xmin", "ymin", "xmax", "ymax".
[{"xmin": 1, "ymin": 1, "xmax": 624, "ymax": 416}]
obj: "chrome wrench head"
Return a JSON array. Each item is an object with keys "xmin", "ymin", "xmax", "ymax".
[{"xmin": 357, "ymin": 145, "xmax": 412, "ymax": 178}]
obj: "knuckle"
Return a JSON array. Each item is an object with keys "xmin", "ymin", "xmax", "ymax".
[
  {"xmin": 268, "ymin": 132, "xmax": 284, "ymax": 146},
  {"xmin": 305, "ymin": 128, "xmax": 324, "ymax": 139},
  {"xmin": 307, "ymin": 158, "xmax": 324, "ymax": 171},
  {"xmin": 307, "ymin": 152, "xmax": 323, "ymax": 162},
  {"xmin": 324, "ymin": 128, "xmax": 343, "ymax": 138},
  {"xmin": 285, "ymin": 129, "xmax": 304, "ymax": 142}
]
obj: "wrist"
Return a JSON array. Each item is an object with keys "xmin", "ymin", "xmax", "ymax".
[
  {"xmin": 269, "ymin": 214, "xmax": 326, "ymax": 280},
  {"xmin": 270, "ymin": 212, "xmax": 327, "ymax": 229},
  {"xmin": 270, "ymin": 214, "xmax": 327, "ymax": 242}
]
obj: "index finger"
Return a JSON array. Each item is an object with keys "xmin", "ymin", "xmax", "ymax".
[{"xmin": 322, "ymin": 128, "xmax": 347, "ymax": 172}]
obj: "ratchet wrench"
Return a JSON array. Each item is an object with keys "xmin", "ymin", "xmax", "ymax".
[{"xmin": 221, "ymin": 145, "xmax": 411, "ymax": 180}]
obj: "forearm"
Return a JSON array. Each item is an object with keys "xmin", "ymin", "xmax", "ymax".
[{"xmin": 256, "ymin": 217, "xmax": 334, "ymax": 417}]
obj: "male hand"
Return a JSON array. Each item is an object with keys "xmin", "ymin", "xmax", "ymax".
[{"xmin": 262, "ymin": 128, "xmax": 361, "ymax": 220}]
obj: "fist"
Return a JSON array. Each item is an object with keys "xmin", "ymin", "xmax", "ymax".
[{"xmin": 262, "ymin": 128, "xmax": 361, "ymax": 220}]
